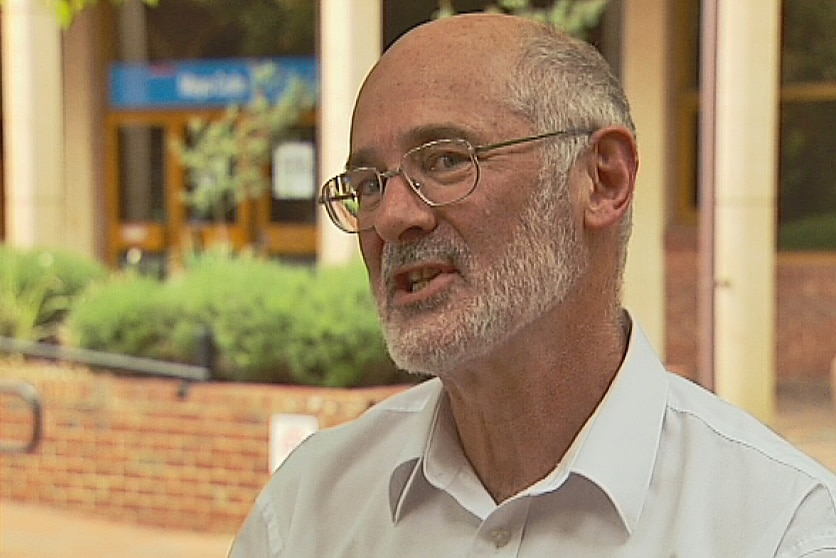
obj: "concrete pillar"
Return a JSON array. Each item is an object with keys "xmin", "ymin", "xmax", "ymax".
[
  {"xmin": 62, "ymin": 8, "xmax": 105, "ymax": 260},
  {"xmin": 713, "ymin": 0, "xmax": 779, "ymax": 424},
  {"xmin": 317, "ymin": 0, "xmax": 382, "ymax": 266},
  {"xmin": 1, "ymin": 0, "xmax": 65, "ymax": 250},
  {"xmin": 620, "ymin": 0, "xmax": 667, "ymax": 357}
]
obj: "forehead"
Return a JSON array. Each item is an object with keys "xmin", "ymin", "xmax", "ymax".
[{"xmin": 350, "ymin": 18, "xmax": 526, "ymax": 157}]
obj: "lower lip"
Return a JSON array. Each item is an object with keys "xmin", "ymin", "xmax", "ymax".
[{"xmin": 390, "ymin": 272, "xmax": 457, "ymax": 307}]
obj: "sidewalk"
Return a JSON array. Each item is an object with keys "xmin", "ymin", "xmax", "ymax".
[
  {"xmin": 773, "ymin": 380, "xmax": 836, "ymax": 472},
  {"xmin": 1, "ymin": 383, "xmax": 834, "ymax": 558},
  {"xmin": 0, "ymin": 502, "xmax": 234, "ymax": 558}
]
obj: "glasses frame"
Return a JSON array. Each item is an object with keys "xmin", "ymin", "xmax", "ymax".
[{"xmin": 318, "ymin": 128, "xmax": 594, "ymax": 233}]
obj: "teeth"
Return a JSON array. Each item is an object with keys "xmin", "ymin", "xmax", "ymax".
[
  {"xmin": 411, "ymin": 279, "xmax": 430, "ymax": 293},
  {"xmin": 407, "ymin": 269, "xmax": 439, "ymax": 293}
]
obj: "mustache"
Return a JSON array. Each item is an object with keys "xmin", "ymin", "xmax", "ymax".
[{"xmin": 382, "ymin": 235, "xmax": 469, "ymax": 284}]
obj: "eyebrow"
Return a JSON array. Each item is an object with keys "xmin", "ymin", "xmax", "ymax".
[{"xmin": 346, "ymin": 123, "xmax": 478, "ymax": 170}]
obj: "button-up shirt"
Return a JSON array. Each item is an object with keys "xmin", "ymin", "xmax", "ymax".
[{"xmin": 229, "ymin": 322, "xmax": 836, "ymax": 557}]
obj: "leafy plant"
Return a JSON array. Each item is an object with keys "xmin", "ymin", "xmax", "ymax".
[
  {"xmin": 0, "ymin": 246, "xmax": 106, "ymax": 341},
  {"xmin": 63, "ymin": 274, "xmax": 177, "ymax": 360},
  {"xmin": 64, "ymin": 251, "xmax": 407, "ymax": 387},
  {"xmin": 167, "ymin": 251, "xmax": 313, "ymax": 382},
  {"xmin": 284, "ymin": 262, "xmax": 407, "ymax": 387},
  {"xmin": 173, "ymin": 70, "xmax": 314, "ymax": 224},
  {"xmin": 0, "ymin": 258, "xmax": 65, "ymax": 342},
  {"xmin": 0, "ymin": 0, "xmax": 160, "ymax": 29}
]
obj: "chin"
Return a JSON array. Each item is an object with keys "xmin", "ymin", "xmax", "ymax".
[{"xmin": 383, "ymin": 323, "xmax": 495, "ymax": 378}]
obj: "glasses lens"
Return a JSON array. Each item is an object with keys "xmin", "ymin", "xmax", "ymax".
[
  {"xmin": 322, "ymin": 169, "xmax": 382, "ymax": 232},
  {"xmin": 404, "ymin": 139, "xmax": 477, "ymax": 205}
]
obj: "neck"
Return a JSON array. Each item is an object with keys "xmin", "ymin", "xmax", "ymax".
[{"xmin": 440, "ymin": 301, "xmax": 628, "ymax": 503}]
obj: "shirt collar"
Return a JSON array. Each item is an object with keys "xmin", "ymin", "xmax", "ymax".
[
  {"xmin": 387, "ymin": 319, "xmax": 669, "ymax": 533},
  {"xmin": 388, "ymin": 379, "xmax": 444, "ymax": 521},
  {"xmin": 571, "ymin": 320, "xmax": 669, "ymax": 533}
]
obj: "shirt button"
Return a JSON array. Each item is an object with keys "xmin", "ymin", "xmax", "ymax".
[{"xmin": 489, "ymin": 528, "xmax": 512, "ymax": 549}]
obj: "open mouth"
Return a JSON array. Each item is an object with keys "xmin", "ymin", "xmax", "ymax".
[
  {"xmin": 390, "ymin": 264, "xmax": 454, "ymax": 298},
  {"xmin": 405, "ymin": 268, "xmax": 442, "ymax": 293}
]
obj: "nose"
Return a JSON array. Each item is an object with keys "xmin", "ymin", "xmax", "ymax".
[{"xmin": 372, "ymin": 171, "xmax": 437, "ymax": 242}]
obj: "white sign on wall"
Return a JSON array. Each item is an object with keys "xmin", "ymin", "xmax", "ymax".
[
  {"xmin": 272, "ymin": 141, "xmax": 315, "ymax": 200},
  {"xmin": 269, "ymin": 413, "xmax": 319, "ymax": 472}
]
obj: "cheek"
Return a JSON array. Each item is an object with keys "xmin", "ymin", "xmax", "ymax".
[
  {"xmin": 472, "ymin": 182, "xmax": 532, "ymax": 236},
  {"xmin": 359, "ymin": 232, "xmax": 383, "ymax": 283}
]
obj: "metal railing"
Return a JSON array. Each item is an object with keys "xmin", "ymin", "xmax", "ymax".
[
  {"xmin": 0, "ymin": 379, "xmax": 43, "ymax": 453},
  {"xmin": 0, "ymin": 335, "xmax": 214, "ymax": 453},
  {"xmin": 0, "ymin": 335, "xmax": 212, "ymax": 382}
]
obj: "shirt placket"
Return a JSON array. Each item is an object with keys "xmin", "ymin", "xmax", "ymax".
[{"xmin": 468, "ymin": 496, "xmax": 532, "ymax": 557}]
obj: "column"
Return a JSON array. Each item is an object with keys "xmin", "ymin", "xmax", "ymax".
[
  {"xmin": 713, "ymin": 0, "xmax": 779, "ymax": 424},
  {"xmin": 62, "ymin": 7, "xmax": 105, "ymax": 259},
  {"xmin": 2, "ymin": 0, "xmax": 64, "ymax": 250},
  {"xmin": 317, "ymin": 0, "xmax": 382, "ymax": 266},
  {"xmin": 621, "ymin": 0, "xmax": 667, "ymax": 357}
]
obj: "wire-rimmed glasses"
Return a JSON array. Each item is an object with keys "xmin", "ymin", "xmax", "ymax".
[{"xmin": 317, "ymin": 129, "xmax": 594, "ymax": 233}]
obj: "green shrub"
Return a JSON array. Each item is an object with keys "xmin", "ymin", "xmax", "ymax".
[
  {"xmin": 285, "ymin": 262, "xmax": 407, "ymax": 387},
  {"xmin": 62, "ymin": 274, "xmax": 188, "ymax": 362},
  {"xmin": 64, "ymin": 252, "xmax": 408, "ymax": 387},
  {"xmin": 169, "ymin": 253, "xmax": 312, "ymax": 383},
  {"xmin": 0, "ymin": 245, "xmax": 107, "ymax": 341}
]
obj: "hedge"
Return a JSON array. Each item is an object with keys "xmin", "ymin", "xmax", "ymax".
[
  {"xmin": 60, "ymin": 250, "xmax": 408, "ymax": 386},
  {"xmin": 0, "ymin": 245, "xmax": 411, "ymax": 387},
  {"xmin": 0, "ymin": 246, "xmax": 107, "ymax": 341}
]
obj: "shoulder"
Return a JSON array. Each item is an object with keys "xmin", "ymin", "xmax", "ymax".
[
  {"xmin": 652, "ymin": 373, "xmax": 836, "ymax": 555},
  {"xmin": 665, "ymin": 373, "xmax": 836, "ymax": 488},
  {"xmin": 278, "ymin": 380, "xmax": 441, "ymax": 476},
  {"xmin": 294, "ymin": 377, "xmax": 441, "ymax": 460},
  {"xmin": 230, "ymin": 379, "xmax": 443, "ymax": 557},
  {"xmin": 260, "ymin": 377, "xmax": 441, "ymax": 500}
]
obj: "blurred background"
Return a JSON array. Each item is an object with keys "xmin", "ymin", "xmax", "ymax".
[{"xmin": 0, "ymin": 0, "xmax": 834, "ymax": 556}]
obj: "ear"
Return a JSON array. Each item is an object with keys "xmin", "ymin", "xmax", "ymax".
[{"xmin": 583, "ymin": 126, "xmax": 638, "ymax": 231}]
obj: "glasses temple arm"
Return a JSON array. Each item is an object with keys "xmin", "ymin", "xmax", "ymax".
[{"xmin": 475, "ymin": 128, "xmax": 595, "ymax": 154}]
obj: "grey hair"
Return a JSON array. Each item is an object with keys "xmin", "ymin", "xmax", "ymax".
[{"xmin": 505, "ymin": 23, "xmax": 635, "ymax": 298}]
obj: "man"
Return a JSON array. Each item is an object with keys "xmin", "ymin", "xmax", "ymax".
[{"xmin": 230, "ymin": 14, "xmax": 836, "ymax": 557}]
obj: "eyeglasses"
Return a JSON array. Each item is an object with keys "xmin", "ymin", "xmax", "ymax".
[{"xmin": 317, "ymin": 128, "xmax": 594, "ymax": 233}]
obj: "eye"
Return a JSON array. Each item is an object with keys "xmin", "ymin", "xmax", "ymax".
[
  {"xmin": 420, "ymin": 147, "xmax": 471, "ymax": 174},
  {"xmin": 353, "ymin": 174, "xmax": 382, "ymax": 198},
  {"xmin": 343, "ymin": 170, "xmax": 383, "ymax": 212}
]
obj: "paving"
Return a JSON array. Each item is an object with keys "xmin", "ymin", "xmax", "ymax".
[
  {"xmin": 0, "ymin": 502, "xmax": 234, "ymax": 558},
  {"xmin": 1, "ymin": 383, "xmax": 834, "ymax": 558},
  {"xmin": 773, "ymin": 381, "xmax": 836, "ymax": 473}
]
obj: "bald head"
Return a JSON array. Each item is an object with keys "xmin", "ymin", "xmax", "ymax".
[
  {"xmin": 379, "ymin": 13, "xmax": 530, "ymax": 75},
  {"xmin": 358, "ymin": 14, "xmax": 531, "ymax": 126},
  {"xmin": 356, "ymin": 13, "xmax": 633, "ymax": 141}
]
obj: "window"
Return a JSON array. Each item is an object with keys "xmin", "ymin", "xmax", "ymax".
[
  {"xmin": 140, "ymin": 0, "xmax": 316, "ymax": 61},
  {"xmin": 779, "ymin": 0, "xmax": 836, "ymax": 251},
  {"xmin": 107, "ymin": 0, "xmax": 319, "ymax": 265},
  {"xmin": 117, "ymin": 125, "xmax": 166, "ymax": 222},
  {"xmin": 672, "ymin": 0, "xmax": 836, "ymax": 251}
]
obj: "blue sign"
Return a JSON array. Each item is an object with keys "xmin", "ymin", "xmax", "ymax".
[{"xmin": 109, "ymin": 57, "xmax": 318, "ymax": 109}]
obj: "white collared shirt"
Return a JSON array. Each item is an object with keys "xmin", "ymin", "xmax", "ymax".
[{"xmin": 230, "ymin": 321, "xmax": 836, "ymax": 557}]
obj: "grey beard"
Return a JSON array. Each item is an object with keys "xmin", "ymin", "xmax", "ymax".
[{"xmin": 376, "ymin": 178, "xmax": 586, "ymax": 376}]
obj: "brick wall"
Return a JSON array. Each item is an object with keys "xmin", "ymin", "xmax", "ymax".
[
  {"xmin": 775, "ymin": 255, "xmax": 836, "ymax": 380},
  {"xmin": 665, "ymin": 229, "xmax": 836, "ymax": 382},
  {"xmin": 0, "ymin": 360, "xmax": 404, "ymax": 533}
]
